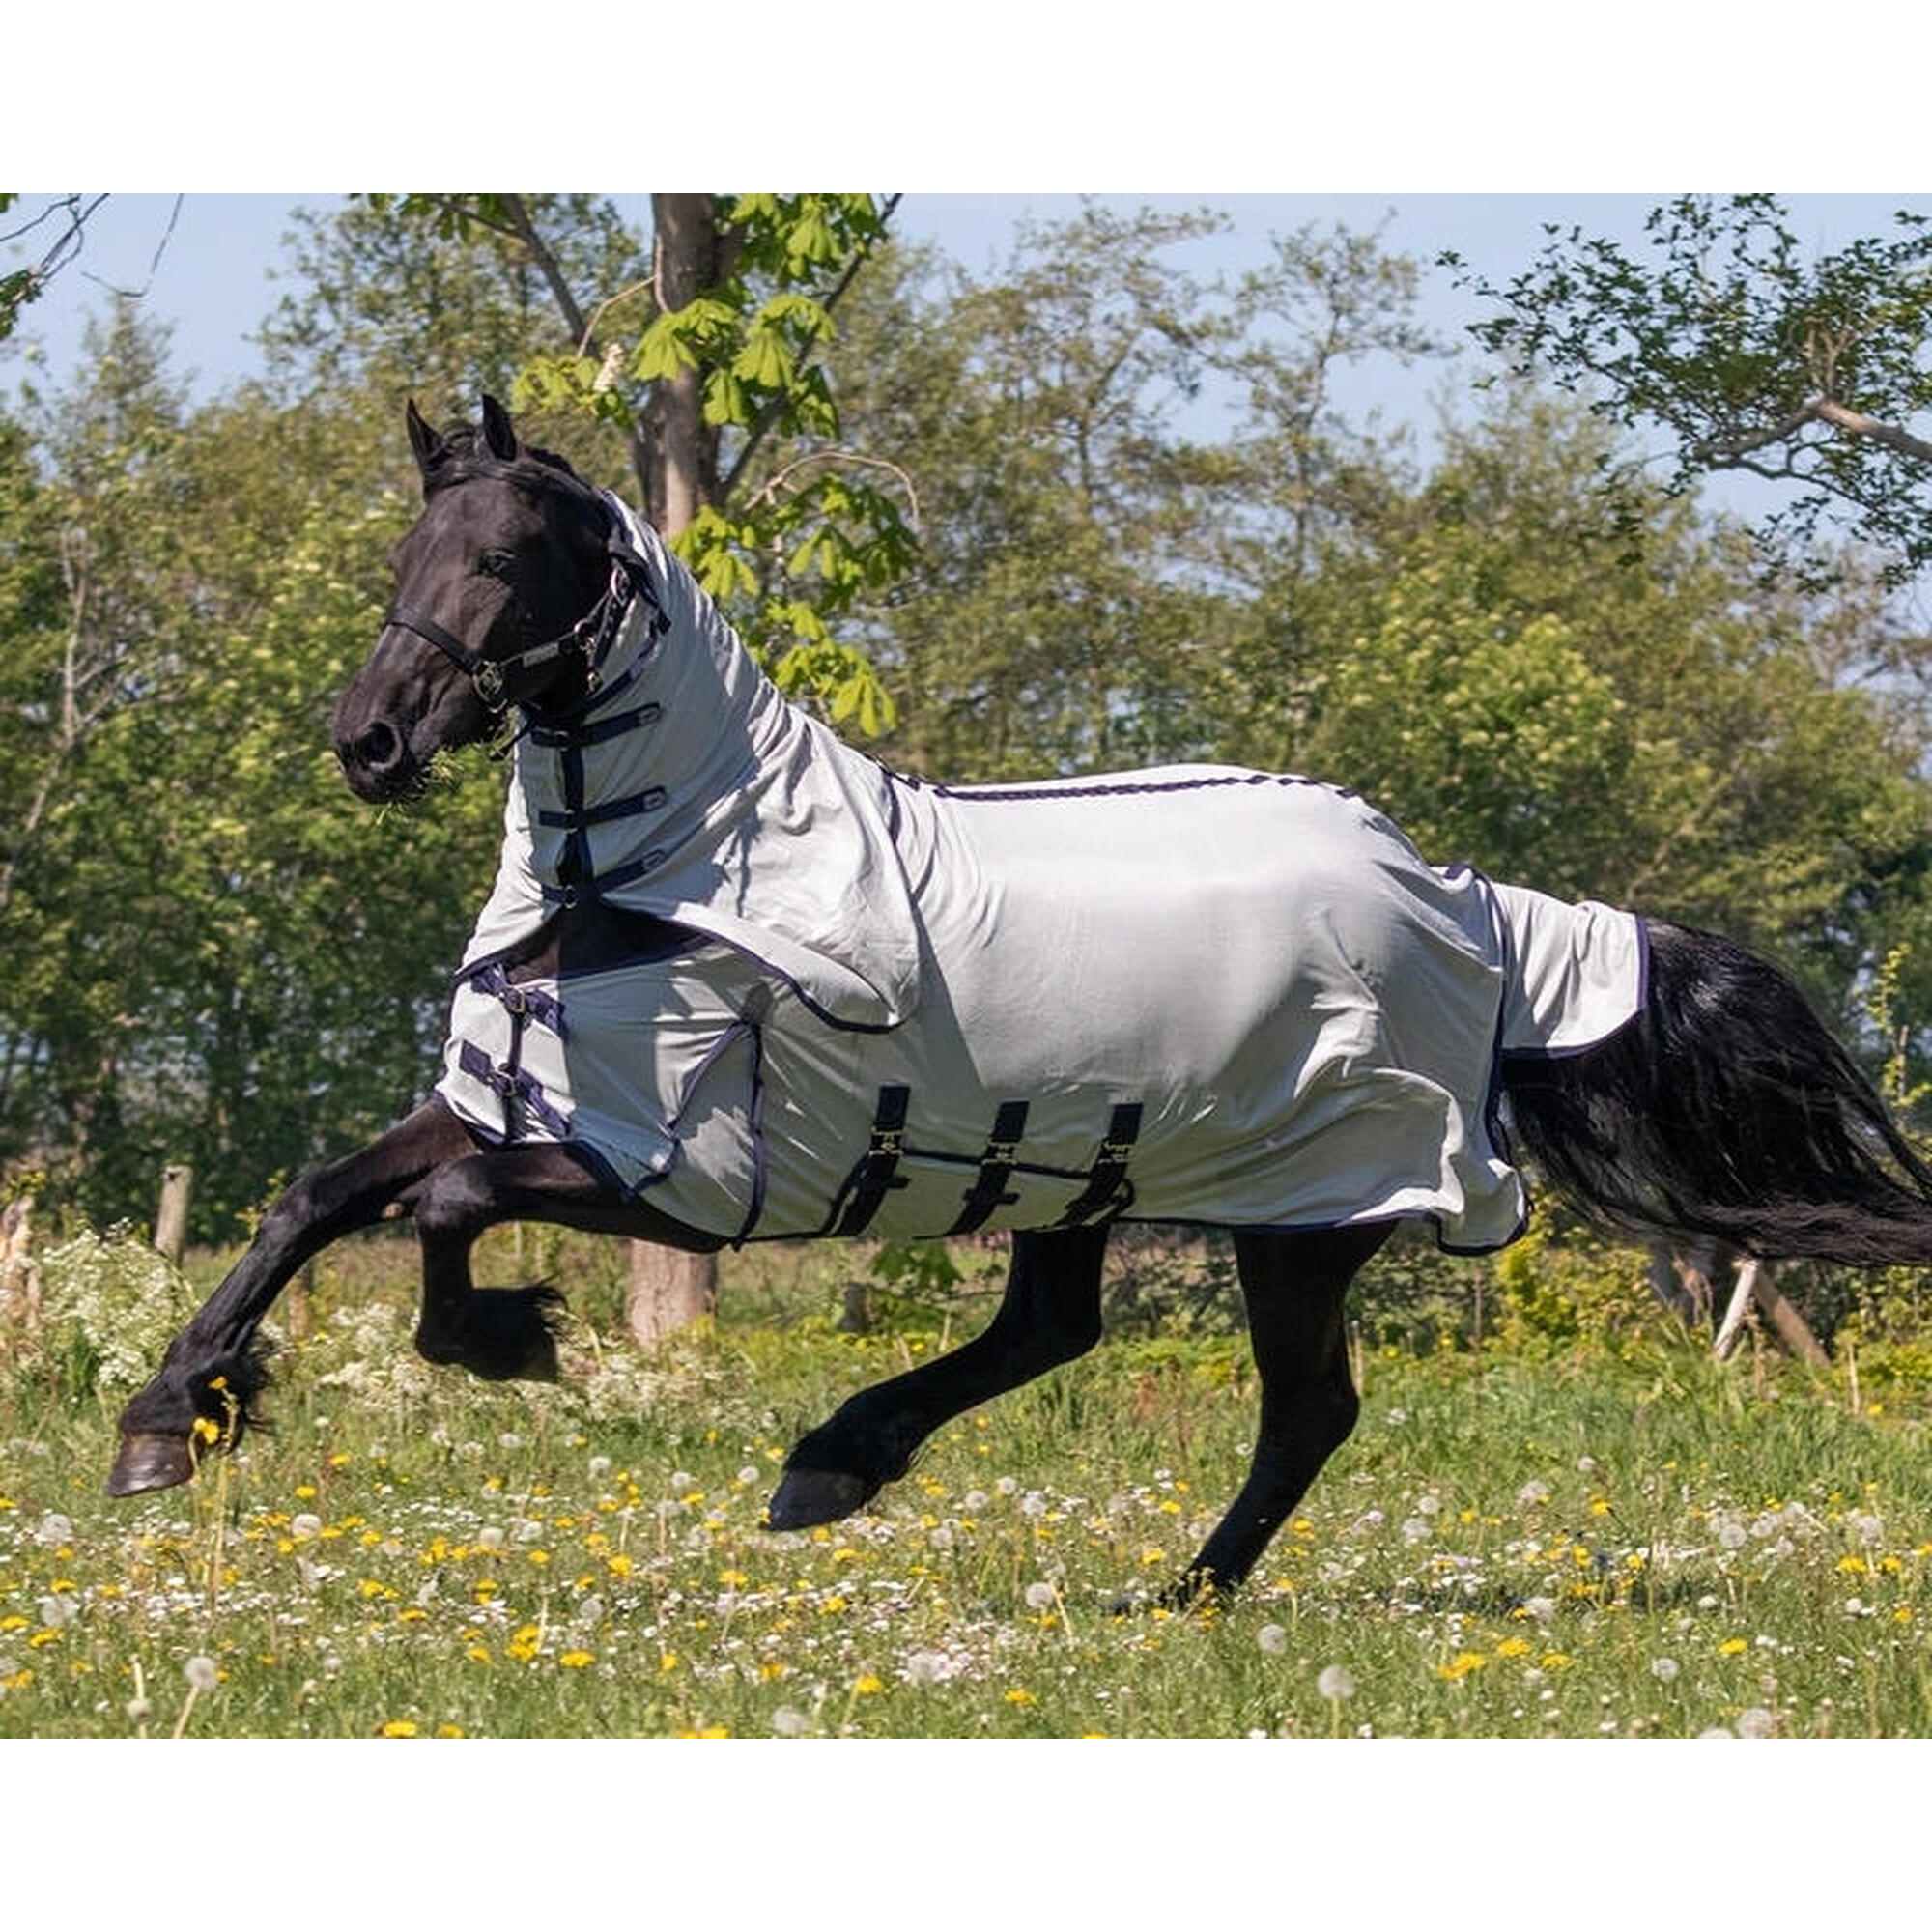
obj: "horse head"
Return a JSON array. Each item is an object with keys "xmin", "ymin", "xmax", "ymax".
[{"xmin": 332, "ymin": 396, "xmax": 620, "ymax": 802}]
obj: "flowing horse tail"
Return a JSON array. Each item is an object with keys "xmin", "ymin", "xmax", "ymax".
[{"xmin": 1498, "ymin": 922, "xmax": 1932, "ymax": 1266}]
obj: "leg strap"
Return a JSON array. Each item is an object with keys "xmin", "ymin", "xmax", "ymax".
[
  {"xmin": 1057, "ymin": 1102, "xmax": 1144, "ymax": 1227},
  {"xmin": 948, "ymin": 1099, "xmax": 1030, "ymax": 1235},
  {"xmin": 835, "ymin": 1084, "xmax": 912, "ymax": 1236}
]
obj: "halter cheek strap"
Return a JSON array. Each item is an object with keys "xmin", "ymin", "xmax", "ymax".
[{"xmin": 384, "ymin": 533, "xmax": 656, "ymax": 718}]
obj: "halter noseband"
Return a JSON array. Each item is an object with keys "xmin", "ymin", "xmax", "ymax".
[{"xmin": 384, "ymin": 478, "xmax": 653, "ymax": 719}]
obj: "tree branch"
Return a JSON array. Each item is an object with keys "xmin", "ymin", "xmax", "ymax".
[{"xmin": 719, "ymin": 195, "xmax": 903, "ymax": 507}]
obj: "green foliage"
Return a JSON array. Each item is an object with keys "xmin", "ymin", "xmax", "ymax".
[{"xmin": 1449, "ymin": 195, "xmax": 1932, "ymax": 585}]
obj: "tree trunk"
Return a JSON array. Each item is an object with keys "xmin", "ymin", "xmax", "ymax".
[
  {"xmin": 626, "ymin": 1241, "xmax": 716, "ymax": 1347},
  {"xmin": 622, "ymin": 194, "xmax": 726, "ymax": 1349}
]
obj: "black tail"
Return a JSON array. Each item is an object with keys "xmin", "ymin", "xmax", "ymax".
[{"xmin": 1499, "ymin": 922, "xmax": 1932, "ymax": 1266}]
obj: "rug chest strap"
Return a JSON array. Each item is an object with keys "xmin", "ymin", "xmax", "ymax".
[
  {"xmin": 836, "ymin": 1084, "xmax": 912, "ymax": 1236},
  {"xmin": 1057, "ymin": 1102, "xmax": 1144, "ymax": 1226},
  {"xmin": 948, "ymin": 1099, "xmax": 1031, "ymax": 1235}
]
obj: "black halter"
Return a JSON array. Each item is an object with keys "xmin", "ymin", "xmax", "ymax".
[{"xmin": 384, "ymin": 486, "xmax": 654, "ymax": 718}]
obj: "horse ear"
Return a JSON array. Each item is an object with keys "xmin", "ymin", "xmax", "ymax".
[
  {"xmin": 480, "ymin": 393, "xmax": 520, "ymax": 463},
  {"xmin": 406, "ymin": 399, "xmax": 447, "ymax": 480}
]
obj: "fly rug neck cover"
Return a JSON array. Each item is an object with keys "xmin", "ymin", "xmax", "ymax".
[{"xmin": 441, "ymin": 495, "xmax": 1645, "ymax": 1252}]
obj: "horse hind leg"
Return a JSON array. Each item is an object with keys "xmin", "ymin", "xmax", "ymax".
[
  {"xmin": 768, "ymin": 1223, "xmax": 1110, "ymax": 1531},
  {"xmin": 1160, "ymin": 1222, "xmax": 1391, "ymax": 1605}
]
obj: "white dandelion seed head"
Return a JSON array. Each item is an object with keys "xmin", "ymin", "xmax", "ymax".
[
  {"xmin": 125, "ymin": 1695, "xmax": 152, "ymax": 1722},
  {"xmin": 1024, "ymin": 1581, "xmax": 1058, "ymax": 1611},
  {"xmin": 39, "ymin": 1595, "xmax": 77, "ymax": 1629},
  {"xmin": 1020, "ymin": 1492, "xmax": 1048, "ymax": 1519},
  {"xmin": 927, "ymin": 1526, "xmax": 952, "ymax": 1550},
  {"xmin": 669, "ymin": 1470, "xmax": 696, "ymax": 1492},
  {"xmin": 996, "ymin": 1476, "xmax": 1018, "ymax": 1496},
  {"xmin": 771, "ymin": 1705, "xmax": 808, "ymax": 1736},
  {"xmin": 1256, "ymin": 1623, "xmax": 1289, "ymax": 1656},
  {"xmin": 575, "ymin": 1594, "xmax": 606, "ymax": 1630},
  {"xmin": 1697, "ymin": 1593, "xmax": 1720, "ymax": 1610},
  {"xmin": 1384, "ymin": 1407, "xmax": 1407, "ymax": 1426},
  {"xmin": 1854, "ymin": 1511, "xmax": 1884, "ymax": 1545},
  {"xmin": 904, "ymin": 1650, "xmax": 952, "ymax": 1686},
  {"xmin": 513, "ymin": 1517, "xmax": 543, "ymax": 1544},
  {"xmin": 962, "ymin": 1491, "xmax": 988, "ymax": 1513},
  {"xmin": 34, "ymin": 1512, "xmax": 73, "ymax": 1548},
  {"xmin": 736, "ymin": 1465, "xmax": 760, "ymax": 1487},
  {"xmin": 1698, "ymin": 1725, "xmax": 1735, "ymax": 1739},
  {"xmin": 1401, "ymin": 1517, "xmax": 1431, "ymax": 1544},
  {"xmin": 1522, "ymin": 1596, "xmax": 1558, "ymax": 1622},
  {"xmin": 1417, "ymin": 1494, "xmax": 1442, "ymax": 1517},
  {"xmin": 497, "ymin": 1432, "xmax": 523, "ymax": 1452},
  {"xmin": 1649, "ymin": 1656, "xmax": 1681, "ymax": 1683},
  {"xmin": 184, "ymin": 1655, "xmax": 218, "ymax": 1692},
  {"xmin": 1316, "ymin": 1664, "xmax": 1356, "ymax": 1700},
  {"xmin": 1517, "ymin": 1481, "xmax": 1550, "ymax": 1507},
  {"xmin": 1736, "ymin": 1706, "xmax": 1776, "ymax": 1739},
  {"xmin": 291, "ymin": 1513, "xmax": 323, "ymax": 1540},
  {"xmin": 475, "ymin": 1525, "xmax": 506, "ymax": 1551},
  {"xmin": 588, "ymin": 1455, "xmax": 612, "ymax": 1482},
  {"xmin": 1718, "ymin": 1519, "xmax": 1748, "ymax": 1550},
  {"xmin": 1576, "ymin": 1456, "xmax": 1598, "ymax": 1474}
]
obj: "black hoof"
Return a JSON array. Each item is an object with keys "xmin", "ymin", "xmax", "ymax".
[
  {"xmin": 107, "ymin": 1431, "xmax": 196, "ymax": 1497},
  {"xmin": 766, "ymin": 1466, "xmax": 879, "ymax": 1531}
]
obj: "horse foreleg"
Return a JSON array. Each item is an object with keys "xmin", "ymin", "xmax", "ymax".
[
  {"xmin": 409, "ymin": 1142, "xmax": 719, "ymax": 1382},
  {"xmin": 768, "ymin": 1223, "xmax": 1110, "ymax": 1531},
  {"xmin": 108, "ymin": 1098, "xmax": 477, "ymax": 1496},
  {"xmin": 1161, "ymin": 1222, "xmax": 1391, "ymax": 1604}
]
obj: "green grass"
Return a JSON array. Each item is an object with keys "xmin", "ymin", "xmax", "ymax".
[{"xmin": 6, "ymin": 1227, "xmax": 1932, "ymax": 1738}]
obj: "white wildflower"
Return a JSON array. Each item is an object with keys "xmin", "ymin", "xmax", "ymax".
[
  {"xmin": 1316, "ymin": 1664, "xmax": 1356, "ymax": 1701},
  {"xmin": 1256, "ymin": 1623, "xmax": 1289, "ymax": 1656},
  {"xmin": 34, "ymin": 1512, "xmax": 74, "ymax": 1548},
  {"xmin": 1024, "ymin": 1581, "xmax": 1058, "ymax": 1612},
  {"xmin": 1649, "ymin": 1657, "xmax": 1681, "ymax": 1683},
  {"xmin": 184, "ymin": 1655, "xmax": 218, "ymax": 1692}
]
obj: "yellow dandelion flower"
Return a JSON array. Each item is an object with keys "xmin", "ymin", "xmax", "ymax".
[
  {"xmin": 1004, "ymin": 1688, "xmax": 1037, "ymax": 1705},
  {"xmin": 1894, "ymin": 1606, "xmax": 1914, "ymax": 1624},
  {"xmin": 853, "ymin": 1675, "xmax": 885, "ymax": 1695},
  {"xmin": 1540, "ymin": 1652, "xmax": 1573, "ymax": 1670},
  {"xmin": 381, "ymin": 1719, "xmax": 419, "ymax": 1738},
  {"xmin": 1436, "ymin": 1652, "xmax": 1487, "ymax": 1681},
  {"xmin": 608, "ymin": 1553, "xmax": 634, "ymax": 1578},
  {"xmin": 192, "ymin": 1418, "xmax": 221, "ymax": 1446},
  {"xmin": 437, "ymin": 1725, "xmax": 465, "ymax": 1738},
  {"xmin": 659, "ymin": 1651, "xmax": 679, "ymax": 1671},
  {"xmin": 1718, "ymin": 1637, "xmax": 1747, "ymax": 1656},
  {"xmin": 559, "ymin": 1650, "xmax": 594, "ymax": 1669},
  {"xmin": 526, "ymin": 1550, "xmax": 551, "ymax": 1567},
  {"xmin": 1493, "ymin": 1636, "xmax": 1531, "ymax": 1659},
  {"xmin": 467, "ymin": 1647, "xmax": 492, "ymax": 1663},
  {"xmin": 1838, "ymin": 1554, "xmax": 1868, "ymax": 1575},
  {"xmin": 1589, "ymin": 1497, "xmax": 1611, "ymax": 1517}
]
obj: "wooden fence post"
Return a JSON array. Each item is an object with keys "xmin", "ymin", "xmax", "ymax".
[{"xmin": 155, "ymin": 1163, "xmax": 193, "ymax": 1265}]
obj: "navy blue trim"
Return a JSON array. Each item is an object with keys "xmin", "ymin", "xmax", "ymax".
[
  {"xmin": 537, "ymin": 785, "xmax": 667, "ymax": 832},
  {"xmin": 469, "ymin": 961, "xmax": 567, "ymax": 1037},
  {"xmin": 891, "ymin": 769, "xmax": 1363, "ymax": 808},
  {"xmin": 529, "ymin": 699, "xmax": 663, "ymax": 750}
]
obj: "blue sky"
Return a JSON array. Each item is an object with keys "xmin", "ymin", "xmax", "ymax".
[{"xmin": 9, "ymin": 192, "xmax": 1927, "ymax": 441}]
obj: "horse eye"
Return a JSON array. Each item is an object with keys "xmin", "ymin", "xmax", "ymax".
[{"xmin": 480, "ymin": 549, "xmax": 519, "ymax": 582}]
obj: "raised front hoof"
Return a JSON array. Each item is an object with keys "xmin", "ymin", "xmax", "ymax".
[
  {"xmin": 766, "ymin": 1466, "xmax": 880, "ymax": 1531},
  {"xmin": 107, "ymin": 1432, "xmax": 196, "ymax": 1497},
  {"xmin": 415, "ymin": 1286, "xmax": 562, "ymax": 1383}
]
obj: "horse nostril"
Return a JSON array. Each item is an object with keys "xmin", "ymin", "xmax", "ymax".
[{"xmin": 354, "ymin": 722, "xmax": 401, "ymax": 772}]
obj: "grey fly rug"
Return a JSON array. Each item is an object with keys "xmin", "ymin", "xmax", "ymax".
[{"xmin": 440, "ymin": 495, "xmax": 1645, "ymax": 1252}]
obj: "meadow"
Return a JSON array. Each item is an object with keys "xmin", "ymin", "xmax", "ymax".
[{"xmin": 6, "ymin": 1219, "xmax": 1932, "ymax": 1741}]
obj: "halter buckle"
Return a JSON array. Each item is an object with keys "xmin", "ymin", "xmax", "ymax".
[{"xmin": 474, "ymin": 661, "xmax": 508, "ymax": 711}]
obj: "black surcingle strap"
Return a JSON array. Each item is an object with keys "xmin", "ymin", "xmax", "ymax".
[
  {"xmin": 1057, "ymin": 1102, "xmax": 1144, "ymax": 1227},
  {"xmin": 949, "ymin": 1099, "xmax": 1031, "ymax": 1235},
  {"xmin": 835, "ymin": 1084, "xmax": 912, "ymax": 1236}
]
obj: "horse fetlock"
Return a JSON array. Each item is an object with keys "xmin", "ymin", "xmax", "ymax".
[{"xmin": 415, "ymin": 1285, "xmax": 562, "ymax": 1383}]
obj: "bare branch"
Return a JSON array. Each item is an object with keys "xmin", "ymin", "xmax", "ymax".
[
  {"xmin": 1812, "ymin": 398, "xmax": 1932, "ymax": 467},
  {"xmin": 743, "ymin": 448, "xmax": 922, "ymax": 529}
]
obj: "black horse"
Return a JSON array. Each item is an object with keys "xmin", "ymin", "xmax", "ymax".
[{"xmin": 107, "ymin": 397, "xmax": 1932, "ymax": 1605}]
